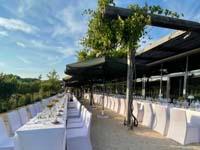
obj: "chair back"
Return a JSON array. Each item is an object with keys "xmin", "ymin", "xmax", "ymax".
[
  {"xmin": 119, "ymin": 98, "xmax": 126, "ymax": 116},
  {"xmin": 7, "ymin": 111, "xmax": 22, "ymax": 134},
  {"xmin": 41, "ymin": 99, "xmax": 49, "ymax": 107},
  {"xmin": 167, "ymin": 108, "xmax": 187, "ymax": 144},
  {"xmin": 104, "ymin": 95, "xmax": 108, "ymax": 108},
  {"xmin": 76, "ymin": 101, "xmax": 81, "ymax": 110},
  {"xmin": 84, "ymin": 111, "xmax": 92, "ymax": 136},
  {"xmin": 18, "ymin": 107, "xmax": 29, "ymax": 125},
  {"xmin": 114, "ymin": 98, "xmax": 119, "ymax": 112},
  {"xmin": 111, "ymin": 97, "xmax": 115, "ymax": 111},
  {"xmin": 73, "ymin": 96, "xmax": 78, "ymax": 102},
  {"xmin": 153, "ymin": 105, "xmax": 168, "ymax": 135},
  {"xmin": 142, "ymin": 102, "xmax": 153, "ymax": 128},
  {"xmin": 107, "ymin": 96, "xmax": 110, "ymax": 109},
  {"xmin": 28, "ymin": 104, "xmax": 37, "ymax": 118},
  {"xmin": 80, "ymin": 106, "xmax": 85, "ymax": 118},
  {"xmin": 34, "ymin": 102, "xmax": 42, "ymax": 113},
  {"xmin": 0, "ymin": 117, "xmax": 9, "ymax": 142},
  {"xmin": 132, "ymin": 101, "xmax": 140, "ymax": 118}
]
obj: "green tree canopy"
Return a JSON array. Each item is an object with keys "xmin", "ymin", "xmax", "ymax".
[{"xmin": 77, "ymin": 0, "xmax": 181, "ymax": 61}]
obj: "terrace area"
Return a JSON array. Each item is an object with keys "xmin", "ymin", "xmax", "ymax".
[
  {"xmin": 1, "ymin": 1, "xmax": 200, "ymax": 150},
  {"xmin": 89, "ymin": 102, "xmax": 200, "ymax": 150}
]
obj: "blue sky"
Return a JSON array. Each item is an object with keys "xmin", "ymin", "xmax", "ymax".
[{"xmin": 0, "ymin": 0, "xmax": 200, "ymax": 79}]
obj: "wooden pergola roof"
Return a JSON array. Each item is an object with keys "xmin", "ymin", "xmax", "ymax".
[
  {"xmin": 135, "ymin": 30, "xmax": 200, "ymax": 75},
  {"xmin": 104, "ymin": 6, "xmax": 200, "ymax": 32},
  {"xmin": 103, "ymin": 5, "xmax": 200, "ymax": 75},
  {"xmin": 136, "ymin": 31, "xmax": 200, "ymax": 65},
  {"xmin": 64, "ymin": 6, "xmax": 200, "ymax": 86}
]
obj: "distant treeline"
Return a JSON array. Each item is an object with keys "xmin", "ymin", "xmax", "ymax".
[{"xmin": 0, "ymin": 70, "xmax": 62, "ymax": 113}]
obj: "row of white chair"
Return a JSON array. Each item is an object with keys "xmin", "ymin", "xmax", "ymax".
[
  {"xmin": 92, "ymin": 93, "xmax": 200, "ymax": 145},
  {"xmin": 66, "ymin": 99, "xmax": 92, "ymax": 150},
  {"xmin": 93, "ymin": 94, "xmax": 127, "ymax": 116},
  {"xmin": 0, "ymin": 97, "xmax": 55, "ymax": 150},
  {"xmin": 67, "ymin": 96, "xmax": 81, "ymax": 118},
  {"xmin": 133, "ymin": 101, "xmax": 200, "ymax": 145}
]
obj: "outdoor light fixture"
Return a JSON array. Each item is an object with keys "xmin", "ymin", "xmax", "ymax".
[
  {"xmin": 188, "ymin": 95, "xmax": 194, "ymax": 99},
  {"xmin": 188, "ymin": 95, "xmax": 195, "ymax": 104}
]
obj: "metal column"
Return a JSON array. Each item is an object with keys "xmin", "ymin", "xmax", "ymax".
[{"xmin": 183, "ymin": 56, "xmax": 189, "ymax": 99}]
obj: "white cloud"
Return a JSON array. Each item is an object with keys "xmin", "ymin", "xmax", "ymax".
[
  {"xmin": 0, "ymin": 17, "xmax": 38, "ymax": 34},
  {"xmin": 28, "ymin": 40, "xmax": 75, "ymax": 57},
  {"xmin": 0, "ymin": 31, "xmax": 8, "ymax": 37},
  {"xmin": 16, "ymin": 42, "xmax": 26, "ymax": 48},
  {"xmin": 55, "ymin": 46, "xmax": 75, "ymax": 57},
  {"xmin": 17, "ymin": 56, "xmax": 31, "ymax": 64},
  {"xmin": 52, "ymin": 6, "xmax": 87, "ymax": 38}
]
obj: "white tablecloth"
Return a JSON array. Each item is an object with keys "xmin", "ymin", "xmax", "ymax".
[{"xmin": 15, "ymin": 97, "xmax": 67, "ymax": 150}]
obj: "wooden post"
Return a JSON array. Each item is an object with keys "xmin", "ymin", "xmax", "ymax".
[
  {"xmin": 90, "ymin": 85, "xmax": 93, "ymax": 106},
  {"xmin": 102, "ymin": 84, "xmax": 105, "ymax": 115},
  {"xmin": 159, "ymin": 64, "xmax": 163, "ymax": 98},
  {"xmin": 183, "ymin": 56, "xmax": 189, "ymax": 99},
  {"xmin": 142, "ymin": 76, "xmax": 146, "ymax": 99},
  {"xmin": 166, "ymin": 76, "xmax": 171, "ymax": 99},
  {"xmin": 126, "ymin": 48, "xmax": 135, "ymax": 125}
]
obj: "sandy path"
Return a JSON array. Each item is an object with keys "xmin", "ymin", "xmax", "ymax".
[{"xmin": 89, "ymin": 104, "xmax": 200, "ymax": 150}]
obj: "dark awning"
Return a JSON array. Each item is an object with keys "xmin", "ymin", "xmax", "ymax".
[{"xmin": 65, "ymin": 57, "xmax": 148, "ymax": 86}]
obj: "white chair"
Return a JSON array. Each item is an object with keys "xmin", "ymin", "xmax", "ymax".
[
  {"xmin": 119, "ymin": 98, "xmax": 126, "ymax": 116},
  {"xmin": 93, "ymin": 94, "xmax": 96, "ymax": 104},
  {"xmin": 142, "ymin": 102, "xmax": 154, "ymax": 128},
  {"xmin": 27, "ymin": 104, "xmax": 37, "ymax": 118},
  {"xmin": 132, "ymin": 101, "xmax": 144, "ymax": 122},
  {"xmin": 18, "ymin": 107, "xmax": 29, "ymax": 125},
  {"xmin": 34, "ymin": 102, "xmax": 42, "ymax": 113},
  {"xmin": 108, "ymin": 97, "xmax": 112, "ymax": 110},
  {"xmin": 111, "ymin": 97, "xmax": 115, "ymax": 111},
  {"xmin": 152, "ymin": 105, "xmax": 168, "ymax": 135},
  {"xmin": 68, "ymin": 106, "xmax": 87, "ymax": 123},
  {"xmin": 167, "ymin": 108, "xmax": 200, "ymax": 145},
  {"xmin": 106, "ymin": 96, "xmax": 111, "ymax": 109},
  {"xmin": 104, "ymin": 95, "xmax": 108, "ymax": 108},
  {"xmin": 96, "ymin": 95, "xmax": 100, "ymax": 105},
  {"xmin": 7, "ymin": 111, "xmax": 22, "ymax": 135},
  {"xmin": 113, "ymin": 98, "xmax": 118, "ymax": 113},
  {"xmin": 67, "ymin": 111, "xmax": 92, "ymax": 139},
  {"xmin": 0, "ymin": 118, "xmax": 14, "ymax": 150},
  {"xmin": 67, "ymin": 107, "xmax": 87, "ymax": 128},
  {"xmin": 68, "ymin": 101, "xmax": 81, "ymax": 117},
  {"xmin": 68, "ymin": 100, "xmax": 77, "ymax": 108},
  {"xmin": 41, "ymin": 99, "xmax": 49, "ymax": 108}
]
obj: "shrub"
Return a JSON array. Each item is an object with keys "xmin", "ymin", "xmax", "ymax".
[{"xmin": 17, "ymin": 95, "xmax": 26, "ymax": 107}]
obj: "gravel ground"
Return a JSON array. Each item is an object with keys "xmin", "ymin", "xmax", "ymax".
[{"xmin": 88, "ymin": 104, "xmax": 200, "ymax": 150}]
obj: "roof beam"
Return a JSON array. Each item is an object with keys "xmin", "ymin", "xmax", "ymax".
[
  {"xmin": 104, "ymin": 6, "xmax": 200, "ymax": 32},
  {"xmin": 146, "ymin": 47, "xmax": 200, "ymax": 66}
]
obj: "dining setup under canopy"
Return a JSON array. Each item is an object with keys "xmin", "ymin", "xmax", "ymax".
[{"xmin": 64, "ymin": 29, "xmax": 200, "ymax": 100}]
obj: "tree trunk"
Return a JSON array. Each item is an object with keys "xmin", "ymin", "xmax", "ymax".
[{"xmin": 126, "ymin": 48, "xmax": 135, "ymax": 125}]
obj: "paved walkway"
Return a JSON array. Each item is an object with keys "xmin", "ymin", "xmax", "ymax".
[{"xmin": 89, "ymin": 104, "xmax": 200, "ymax": 150}]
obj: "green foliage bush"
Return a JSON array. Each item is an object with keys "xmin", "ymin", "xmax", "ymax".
[{"xmin": 0, "ymin": 70, "xmax": 62, "ymax": 113}]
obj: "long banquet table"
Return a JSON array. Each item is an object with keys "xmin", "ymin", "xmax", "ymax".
[{"xmin": 14, "ymin": 96, "xmax": 68, "ymax": 150}]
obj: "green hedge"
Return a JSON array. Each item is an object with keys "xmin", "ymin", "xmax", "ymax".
[{"xmin": 0, "ymin": 92, "xmax": 51, "ymax": 113}]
